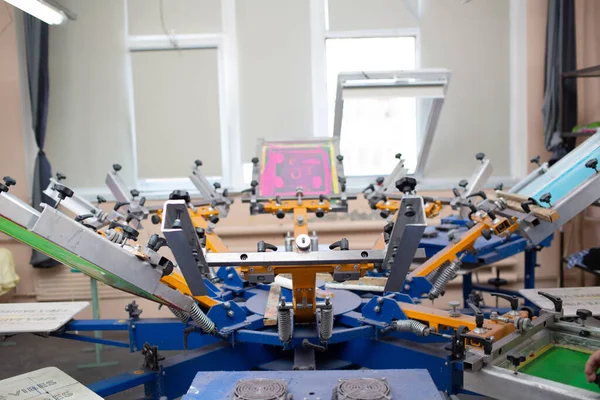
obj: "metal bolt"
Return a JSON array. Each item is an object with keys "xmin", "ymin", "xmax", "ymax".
[
  {"xmin": 404, "ymin": 284, "xmax": 411, "ymax": 291},
  {"xmin": 227, "ymin": 273, "xmax": 233, "ymax": 280},
  {"xmin": 353, "ymin": 264, "xmax": 359, "ymax": 270},
  {"xmin": 227, "ymin": 310, "xmax": 234, "ymax": 318},
  {"xmin": 374, "ymin": 306, "xmax": 381, "ymax": 313},
  {"xmin": 296, "ymin": 215, "xmax": 305, "ymax": 225},
  {"xmin": 223, "ymin": 302, "xmax": 230, "ymax": 309},
  {"xmin": 335, "ymin": 265, "xmax": 341, "ymax": 270},
  {"xmin": 226, "ymin": 266, "xmax": 232, "ymax": 271},
  {"xmin": 249, "ymin": 267, "xmax": 254, "ymax": 272},
  {"xmin": 377, "ymin": 297, "xmax": 384, "ymax": 304},
  {"xmin": 267, "ymin": 267, "xmax": 273, "ymax": 272},
  {"xmin": 405, "ymin": 277, "xmax": 413, "ymax": 283},
  {"xmin": 448, "ymin": 301, "xmax": 461, "ymax": 317}
]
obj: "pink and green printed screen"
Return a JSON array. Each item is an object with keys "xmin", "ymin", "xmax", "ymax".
[{"xmin": 257, "ymin": 140, "xmax": 341, "ymax": 197}]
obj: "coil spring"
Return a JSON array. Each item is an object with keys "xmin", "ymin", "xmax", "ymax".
[
  {"xmin": 426, "ymin": 261, "xmax": 450, "ymax": 284},
  {"xmin": 189, "ymin": 303, "xmax": 216, "ymax": 334},
  {"xmin": 319, "ymin": 304, "xmax": 334, "ymax": 342},
  {"xmin": 428, "ymin": 260, "xmax": 461, "ymax": 300},
  {"xmin": 169, "ymin": 307, "xmax": 190, "ymax": 324},
  {"xmin": 106, "ymin": 229, "xmax": 125, "ymax": 244},
  {"xmin": 96, "ymin": 210, "xmax": 108, "ymax": 223},
  {"xmin": 277, "ymin": 305, "xmax": 292, "ymax": 343},
  {"xmin": 393, "ymin": 319, "xmax": 430, "ymax": 337}
]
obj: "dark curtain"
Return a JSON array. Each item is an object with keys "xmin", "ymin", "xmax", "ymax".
[
  {"xmin": 542, "ymin": 0, "xmax": 578, "ymax": 163},
  {"xmin": 24, "ymin": 15, "xmax": 58, "ymax": 268}
]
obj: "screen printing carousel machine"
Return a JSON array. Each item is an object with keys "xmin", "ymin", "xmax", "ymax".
[{"xmin": 3, "ymin": 131, "xmax": 600, "ymax": 398}]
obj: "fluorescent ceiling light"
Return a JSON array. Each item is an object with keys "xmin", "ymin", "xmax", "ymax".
[{"xmin": 4, "ymin": 0, "xmax": 68, "ymax": 25}]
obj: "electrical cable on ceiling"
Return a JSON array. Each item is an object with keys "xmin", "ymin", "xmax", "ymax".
[{"xmin": 159, "ymin": 0, "xmax": 178, "ymax": 49}]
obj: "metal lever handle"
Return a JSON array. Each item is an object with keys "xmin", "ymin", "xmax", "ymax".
[
  {"xmin": 490, "ymin": 292, "xmax": 519, "ymax": 311},
  {"xmin": 114, "ymin": 201, "xmax": 130, "ymax": 212},
  {"xmin": 466, "ymin": 190, "xmax": 487, "ymax": 201},
  {"xmin": 257, "ymin": 240, "xmax": 278, "ymax": 252},
  {"xmin": 329, "ymin": 238, "xmax": 349, "ymax": 251},
  {"xmin": 538, "ymin": 291, "xmax": 563, "ymax": 312},
  {"xmin": 467, "ymin": 301, "xmax": 484, "ymax": 328}
]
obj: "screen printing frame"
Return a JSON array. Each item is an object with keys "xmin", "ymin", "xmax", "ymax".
[
  {"xmin": 333, "ymin": 69, "xmax": 451, "ymax": 180},
  {"xmin": 251, "ymin": 137, "xmax": 346, "ymax": 199}
]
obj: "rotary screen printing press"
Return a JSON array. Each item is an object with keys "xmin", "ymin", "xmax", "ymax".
[{"xmin": 2, "ymin": 69, "xmax": 600, "ymax": 399}]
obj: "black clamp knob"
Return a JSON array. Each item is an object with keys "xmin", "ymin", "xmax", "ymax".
[
  {"xmin": 491, "ymin": 292, "xmax": 519, "ymax": 312},
  {"xmin": 395, "ymin": 153, "xmax": 402, "ymax": 159},
  {"xmin": 520, "ymin": 306, "xmax": 535, "ymax": 319},
  {"xmin": 209, "ymin": 215, "xmax": 219, "ymax": 224},
  {"xmin": 467, "ymin": 301, "xmax": 484, "ymax": 329},
  {"xmin": 113, "ymin": 201, "xmax": 130, "ymax": 212},
  {"xmin": 336, "ymin": 155, "xmax": 344, "ymax": 163},
  {"xmin": 375, "ymin": 176, "xmax": 385, "ymax": 185},
  {"xmin": 147, "ymin": 234, "xmax": 167, "ymax": 251},
  {"xmin": 242, "ymin": 180, "xmax": 259, "ymax": 196},
  {"xmin": 194, "ymin": 159, "xmax": 202, "ymax": 167},
  {"xmin": 275, "ymin": 196, "xmax": 282, "ymax": 205},
  {"xmin": 520, "ymin": 198, "xmax": 539, "ymax": 214},
  {"xmin": 55, "ymin": 172, "xmax": 67, "ymax": 182},
  {"xmin": 213, "ymin": 182, "xmax": 221, "ymax": 190},
  {"xmin": 452, "ymin": 188, "xmax": 461, "ymax": 197},
  {"xmin": 257, "ymin": 240, "xmax": 278, "ymax": 252},
  {"xmin": 395, "ymin": 177, "xmax": 417, "ymax": 194},
  {"xmin": 169, "ymin": 190, "xmax": 191, "ymax": 203},
  {"xmin": 507, "ymin": 352, "xmax": 526, "ymax": 373},
  {"xmin": 362, "ymin": 183, "xmax": 375, "ymax": 195},
  {"xmin": 487, "ymin": 269, "xmax": 507, "ymax": 288},
  {"xmin": 485, "ymin": 210, "xmax": 497, "ymax": 220},
  {"xmin": 466, "ymin": 191, "xmax": 487, "ymax": 201},
  {"xmin": 3, "ymin": 176, "xmax": 16, "ymax": 187},
  {"xmin": 138, "ymin": 196, "xmax": 146, "ymax": 207},
  {"xmin": 96, "ymin": 195, "xmax": 106, "ymax": 204},
  {"xmin": 481, "ymin": 228, "xmax": 492, "ymax": 241},
  {"xmin": 577, "ymin": 309, "xmax": 592, "ymax": 325},
  {"xmin": 0, "ymin": 183, "xmax": 7, "ymax": 193},
  {"xmin": 315, "ymin": 208, "xmax": 325, "ymax": 218},
  {"xmin": 112, "ymin": 164, "xmax": 122, "ymax": 172},
  {"xmin": 329, "ymin": 238, "xmax": 349, "ymax": 251},
  {"xmin": 130, "ymin": 189, "xmax": 140, "ymax": 199},
  {"xmin": 275, "ymin": 209, "xmax": 285, "ymax": 219},
  {"xmin": 251, "ymin": 157, "xmax": 259, "ymax": 165},
  {"xmin": 338, "ymin": 177, "xmax": 347, "ymax": 192},
  {"xmin": 458, "ymin": 179, "xmax": 468, "ymax": 189},
  {"xmin": 383, "ymin": 222, "xmax": 394, "ymax": 235},
  {"xmin": 54, "ymin": 184, "xmax": 74, "ymax": 200},
  {"xmin": 380, "ymin": 209, "xmax": 390, "ymax": 219},
  {"xmin": 75, "ymin": 214, "xmax": 94, "ymax": 222},
  {"xmin": 151, "ymin": 214, "xmax": 161, "ymax": 225},
  {"xmin": 319, "ymin": 194, "xmax": 329, "ymax": 203},
  {"xmin": 465, "ymin": 220, "xmax": 476, "ymax": 229},
  {"xmin": 586, "ymin": 158, "xmax": 599, "ymax": 173},
  {"xmin": 494, "ymin": 183, "xmax": 504, "ymax": 191},
  {"xmin": 222, "ymin": 188, "xmax": 229, "ymax": 197},
  {"xmin": 121, "ymin": 225, "xmax": 139, "ymax": 241},
  {"xmin": 538, "ymin": 291, "xmax": 563, "ymax": 312},
  {"xmin": 530, "ymin": 155, "xmax": 541, "ymax": 166},
  {"xmin": 475, "ymin": 152, "xmax": 485, "ymax": 162},
  {"xmin": 539, "ymin": 192, "xmax": 552, "ymax": 206},
  {"xmin": 195, "ymin": 227, "xmax": 205, "ymax": 239}
]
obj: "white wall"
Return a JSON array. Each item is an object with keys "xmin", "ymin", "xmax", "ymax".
[
  {"xmin": 420, "ymin": 0, "xmax": 511, "ymax": 178},
  {"xmin": 236, "ymin": 0, "xmax": 314, "ymax": 163},
  {"xmin": 46, "ymin": 0, "xmax": 135, "ymax": 189}
]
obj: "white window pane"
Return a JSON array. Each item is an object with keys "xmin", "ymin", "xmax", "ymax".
[
  {"xmin": 127, "ymin": 0, "xmax": 222, "ymax": 36},
  {"xmin": 131, "ymin": 49, "xmax": 222, "ymax": 179},
  {"xmin": 326, "ymin": 37, "xmax": 417, "ymax": 175}
]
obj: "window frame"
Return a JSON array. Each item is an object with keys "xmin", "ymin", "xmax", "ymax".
[
  {"xmin": 122, "ymin": 0, "xmax": 242, "ymax": 199},
  {"xmin": 309, "ymin": 0, "xmax": 421, "ymax": 190}
]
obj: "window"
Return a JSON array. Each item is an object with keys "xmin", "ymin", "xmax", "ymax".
[{"xmin": 325, "ymin": 36, "xmax": 418, "ymax": 177}]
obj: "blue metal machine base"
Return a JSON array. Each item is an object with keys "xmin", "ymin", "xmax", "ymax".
[{"xmin": 184, "ymin": 369, "xmax": 444, "ymax": 400}]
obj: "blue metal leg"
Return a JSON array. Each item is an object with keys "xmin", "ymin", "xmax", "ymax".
[
  {"xmin": 462, "ymin": 273, "xmax": 473, "ymax": 308},
  {"xmin": 524, "ymin": 249, "xmax": 537, "ymax": 307}
]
